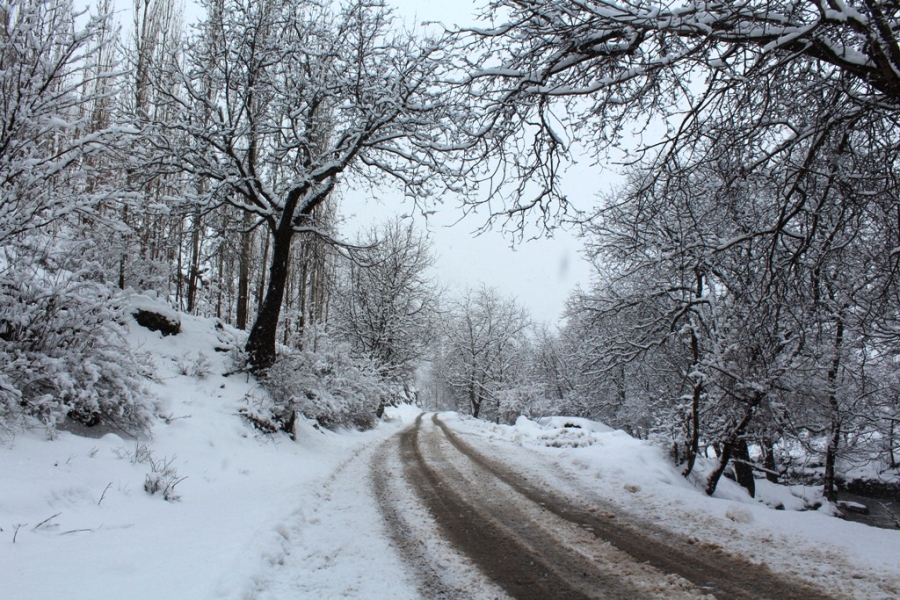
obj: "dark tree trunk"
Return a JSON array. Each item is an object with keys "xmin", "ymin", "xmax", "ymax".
[
  {"xmin": 889, "ymin": 419, "xmax": 897, "ymax": 469},
  {"xmin": 682, "ymin": 274, "xmax": 704, "ymax": 478},
  {"xmin": 824, "ymin": 420, "xmax": 842, "ymax": 502},
  {"xmin": 705, "ymin": 397, "xmax": 761, "ymax": 496},
  {"xmin": 682, "ymin": 359, "xmax": 702, "ymax": 477},
  {"xmin": 245, "ymin": 219, "xmax": 294, "ymax": 372},
  {"xmin": 186, "ymin": 208, "xmax": 202, "ymax": 313},
  {"xmin": 762, "ymin": 438, "xmax": 779, "ymax": 483},
  {"xmin": 823, "ymin": 313, "xmax": 845, "ymax": 503},
  {"xmin": 470, "ymin": 386, "xmax": 481, "ymax": 418},
  {"xmin": 236, "ymin": 213, "xmax": 253, "ymax": 330},
  {"xmin": 706, "ymin": 442, "xmax": 733, "ymax": 496},
  {"xmin": 244, "ymin": 176, "xmax": 335, "ymax": 373},
  {"xmin": 732, "ymin": 438, "xmax": 756, "ymax": 498}
]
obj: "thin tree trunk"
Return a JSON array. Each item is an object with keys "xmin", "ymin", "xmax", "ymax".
[
  {"xmin": 257, "ymin": 228, "xmax": 269, "ymax": 308},
  {"xmin": 682, "ymin": 272, "xmax": 704, "ymax": 477},
  {"xmin": 824, "ymin": 420, "xmax": 842, "ymax": 502},
  {"xmin": 682, "ymin": 339, "xmax": 702, "ymax": 477},
  {"xmin": 889, "ymin": 419, "xmax": 897, "ymax": 469},
  {"xmin": 236, "ymin": 216, "xmax": 252, "ymax": 329},
  {"xmin": 823, "ymin": 314, "xmax": 845, "ymax": 502},
  {"xmin": 186, "ymin": 207, "xmax": 202, "ymax": 313},
  {"xmin": 762, "ymin": 438, "xmax": 779, "ymax": 483}
]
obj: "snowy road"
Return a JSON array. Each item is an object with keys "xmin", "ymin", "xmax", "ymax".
[{"xmin": 377, "ymin": 413, "xmax": 835, "ymax": 600}]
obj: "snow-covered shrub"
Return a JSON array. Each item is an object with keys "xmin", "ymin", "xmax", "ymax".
[
  {"xmin": 175, "ymin": 352, "xmax": 212, "ymax": 379},
  {"xmin": 0, "ymin": 245, "xmax": 152, "ymax": 433},
  {"xmin": 143, "ymin": 454, "xmax": 186, "ymax": 502},
  {"xmin": 258, "ymin": 339, "xmax": 389, "ymax": 432}
]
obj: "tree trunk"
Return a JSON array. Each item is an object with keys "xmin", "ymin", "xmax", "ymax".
[
  {"xmin": 732, "ymin": 438, "xmax": 756, "ymax": 498},
  {"xmin": 245, "ymin": 220, "xmax": 293, "ymax": 372},
  {"xmin": 257, "ymin": 228, "xmax": 269, "ymax": 308},
  {"xmin": 823, "ymin": 314, "xmax": 845, "ymax": 502},
  {"xmin": 705, "ymin": 441, "xmax": 734, "ymax": 497},
  {"xmin": 236, "ymin": 212, "xmax": 253, "ymax": 330},
  {"xmin": 682, "ymin": 274, "xmax": 704, "ymax": 477},
  {"xmin": 823, "ymin": 419, "xmax": 842, "ymax": 502},
  {"xmin": 682, "ymin": 364, "xmax": 702, "ymax": 477},
  {"xmin": 245, "ymin": 187, "xmax": 308, "ymax": 372},
  {"xmin": 705, "ymin": 397, "xmax": 760, "ymax": 496},
  {"xmin": 762, "ymin": 438, "xmax": 779, "ymax": 483},
  {"xmin": 244, "ymin": 179, "xmax": 334, "ymax": 372},
  {"xmin": 889, "ymin": 419, "xmax": 897, "ymax": 469},
  {"xmin": 186, "ymin": 208, "xmax": 202, "ymax": 313},
  {"xmin": 470, "ymin": 386, "xmax": 481, "ymax": 418}
]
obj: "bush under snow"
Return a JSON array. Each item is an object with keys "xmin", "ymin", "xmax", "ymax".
[
  {"xmin": 251, "ymin": 338, "xmax": 389, "ymax": 434},
  {"xmin": 0, "ymin": 245, "xmax": 152, "ymax": 434}
]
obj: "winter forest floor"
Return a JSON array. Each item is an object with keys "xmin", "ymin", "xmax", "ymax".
[{"xmin": 2, "ymin": 303, "xmax": 900, "ymax": 599}]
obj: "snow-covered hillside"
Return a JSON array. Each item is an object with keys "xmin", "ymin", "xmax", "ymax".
[{"xmin": 0, "ymin": 298, "xmax": 420, "ymax": 599}]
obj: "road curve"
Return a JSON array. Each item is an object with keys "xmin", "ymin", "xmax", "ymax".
[{"xmin": 384, "ymin": 413, "xmax": 836, "ymax": 600}]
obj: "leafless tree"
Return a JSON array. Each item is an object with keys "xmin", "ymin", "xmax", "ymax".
[
  {"xmin": 332, "ymin": 219, "xmax": 439, "ymax": 387},
  {"xmin": 147, "ymin": 0, "xmax": 466, "ymax": 371},
  {"xmin": 441, "ymin": 286, "xmax": 532, "ymax": 420}
]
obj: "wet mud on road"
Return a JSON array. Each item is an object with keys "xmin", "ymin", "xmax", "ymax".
[{"xmin": 379, "ymin": 413, "xmax": 836, "ymax": 600}]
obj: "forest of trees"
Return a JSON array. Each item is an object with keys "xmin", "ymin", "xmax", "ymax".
[{"xmin": 1, "ymin": 0, "xmax": 898, "ymax": 501}]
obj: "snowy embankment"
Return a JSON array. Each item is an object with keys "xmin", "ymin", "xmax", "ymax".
[
  {"xmin": 446, "ymin": 414, "xmax": 900, "ymax": 599},
  {"xmin": 0, "ymin": 297, "xmax": 419, "ymax": 600}
]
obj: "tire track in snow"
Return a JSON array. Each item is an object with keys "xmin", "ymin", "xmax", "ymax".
[
  {"xmin": 371, "ymin": 428, "xmax": 511, "ymax": 599},
  {"xmin": 432, "ymin": 414, "xmax": 835, "ymax": 600},
  {"xmin": 237, "ymin": 431, "xmax": 421, "ymax": 600}
]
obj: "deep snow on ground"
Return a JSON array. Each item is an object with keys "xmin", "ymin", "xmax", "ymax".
[
  {"xmin": 447, "ymin": 414, "xmax": 900, "ymax": 599},
  {"xmin": 3, "ymin": 297, "xmax": 899, "ymax": 599},
  {"xmin": 0, "ymin": 297, "xmax": 420, "ymax": 600}
]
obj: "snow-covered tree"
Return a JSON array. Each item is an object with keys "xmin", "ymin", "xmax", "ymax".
[
  {"xmin": 147, "ymin": 0, "xmax": 465, "ymax": 372},
  {"xmin": 460, "ymin": 0, "xmax": 900, "ymax": 497},
  {"xmin": 332, "ymin": 219, "xmax": 439, "ymax": 388},
  {"xmin": 440, "ymin": 286, "xmax": 532, "ymax": 421},
  {"xmin": 0, "ymin": 0, "xmax": 151, "ymax": 433},
  {"xmin": 0, "ymin": 0, "xmax": 130, "ymax": 243}
]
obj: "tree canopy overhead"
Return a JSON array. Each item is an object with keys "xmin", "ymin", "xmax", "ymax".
[{"xmin": 461, "ymin": 0, "xmax": 900, "ymax": 195}]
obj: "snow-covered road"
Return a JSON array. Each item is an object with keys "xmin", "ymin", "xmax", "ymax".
[
  {"xmin": 383, "ymin": 413, "xmax": 835, "ymax": 600},
  {"xmin": 250, "ymin": 410, "xmax": 864, "ymax": 599}
]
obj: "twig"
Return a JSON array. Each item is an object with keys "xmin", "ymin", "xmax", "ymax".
[
  {"xmin": 32, "ymin": 513, "xmax": 61, "ymax": 531},
  {"xmin": 12, "ymin": 523, "xmax": 25, "ymax": 543},
  {"xmin": 878, "ymin": 501, "xmax": 900, "ymax": 529},
  {"xmin": 59, "ymin": 528, "xmax": 94, "ymax": 535},
  {"xmin": 98, "ymin": 482, "xmax": 112, "ymax": 506}
]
